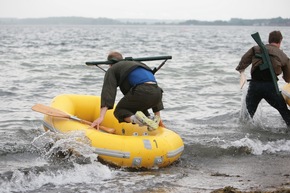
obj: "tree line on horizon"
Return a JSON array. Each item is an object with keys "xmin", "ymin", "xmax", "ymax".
[{"xmin": 0, "ymin": 16, "xmax": 289, "ymax": 26}]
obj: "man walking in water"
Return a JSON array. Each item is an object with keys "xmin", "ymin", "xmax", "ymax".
[{"xmin": 236, "ymin": 31, "xmax": 290, "ymax": 126}]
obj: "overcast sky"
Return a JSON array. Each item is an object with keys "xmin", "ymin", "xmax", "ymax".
[{"xmin": 0, "ymin": 0, "xmax": 289, "ymax": 21}]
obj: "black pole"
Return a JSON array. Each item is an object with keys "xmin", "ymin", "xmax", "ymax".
[
  {"xmin": 86, "ymin": 55, "xmax": 172, "ymax": 66},
  {"xmin": 251, "ymin": 32, "xmax": 280, "ymax": 95}
]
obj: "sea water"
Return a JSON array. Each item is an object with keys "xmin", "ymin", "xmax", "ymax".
[{"xmin": 1, "ymin": 25, "xmax": 290, "ymax": 192}]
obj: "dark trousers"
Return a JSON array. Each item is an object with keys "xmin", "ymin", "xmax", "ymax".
[
  {"xmin": 114, "ymin": 84, "xmax": 163, "ymax": 122},
  {"xmin": 246, "ymin": 81, "xmax": 290, "ymax": 126}
]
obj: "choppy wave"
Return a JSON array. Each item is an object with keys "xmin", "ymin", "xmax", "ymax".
[
  {"xmin": 1, "ymin": 130, "xmax": 112, "ymax": 193},
  {"xmin": 223, "ymin": 136, "xmax": 290, "ymax": 155},
  {"xmin": 31, "ymin": 130, "xmax": 99, "ymax": 164},
  {"xmin": 0, "ymin": 162, "xmax": 112, "ymax": 193}
]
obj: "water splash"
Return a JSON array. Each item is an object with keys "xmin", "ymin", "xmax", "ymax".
[
  {"xmin": 32, "ymin": 130, "xmax": 99, "ymax": 164},
  {"xmin": 223, "ymin": 135, "xmax": 290, "ymax": 155},
  {"xmin": 0, "ymin": 130, "xmax": 113, "ymax": 193},
  {"xmin": 0, "ymin": 162, "xmax": 112, "ymax": 193}
]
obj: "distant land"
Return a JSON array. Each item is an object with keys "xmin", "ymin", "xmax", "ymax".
[{"xmin": 0, "ymin": 16, "xmax": 290, "ymax": 26}]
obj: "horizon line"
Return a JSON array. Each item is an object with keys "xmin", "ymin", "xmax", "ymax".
[{"xmin": 0, "ymin": 16, "xmax": 289, "ymax": 22}]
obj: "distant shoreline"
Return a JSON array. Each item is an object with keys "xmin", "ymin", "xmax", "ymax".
[{"xmin": 0, "ymin": 16, "xmax": 290, "ymax": 26}]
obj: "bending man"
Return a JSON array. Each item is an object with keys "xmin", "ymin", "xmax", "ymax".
[{"xmin": 91, "ymin": 51, "xmax": 165, "ymax": 131}]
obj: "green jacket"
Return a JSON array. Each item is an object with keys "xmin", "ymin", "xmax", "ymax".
[{"xmin": 101, "ymin": 60, "xmax": 153, "ymax": 109}]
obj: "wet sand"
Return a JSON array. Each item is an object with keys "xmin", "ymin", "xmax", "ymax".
[
  {"xmin": 212, "ymin": 186, "xmax": 290, "ymax": 193},
  {"xmin": 201, "ymin": 155, "xmax": 290, "ymax": 193},
  {"xmin": 178, "ymin": 151, "xmax": 290, "ymax": 192}
]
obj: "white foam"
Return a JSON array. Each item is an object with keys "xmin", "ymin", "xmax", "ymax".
[
  {"xmin": 0, "ymin": 131, "xmax": 113, "ymax": 193},
  {"xmin": 1, "ymin": 162, "xmax": 112, "ymax": 193},
  {"xmin": 223, "ymin": 135, "xmax": 290, "ymax": 155}
]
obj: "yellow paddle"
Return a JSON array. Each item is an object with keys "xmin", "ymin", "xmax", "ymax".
[{"xmin": 32, "ymin": 104, "xmax": 115, "ymax": 134}]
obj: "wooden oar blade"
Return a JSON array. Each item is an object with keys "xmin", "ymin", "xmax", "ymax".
[
  {"xmin": 32, "ymin": 103, "xmax": 116, "ymax": 134},
  {"xmin": 100, "ymin": 126, "xmax": 115, "ymax": 134},
  {"xmin": 32, "ymin": 104, "xmax": 70, "ymax": 118}
]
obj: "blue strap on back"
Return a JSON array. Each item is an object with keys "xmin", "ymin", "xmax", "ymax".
[{"xmin": 128, "ymin": 67, "xmax": 156, "ymax": 86}]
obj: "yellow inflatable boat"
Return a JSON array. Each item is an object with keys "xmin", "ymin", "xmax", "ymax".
[{"xmin": 41, "ymin": 94, "xmax": 184, "ymax": 169}]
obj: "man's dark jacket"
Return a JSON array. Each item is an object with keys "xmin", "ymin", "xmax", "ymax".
[{"xmin": 101, "ymin": 60, "xmax": 153, "ymax": 109}]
